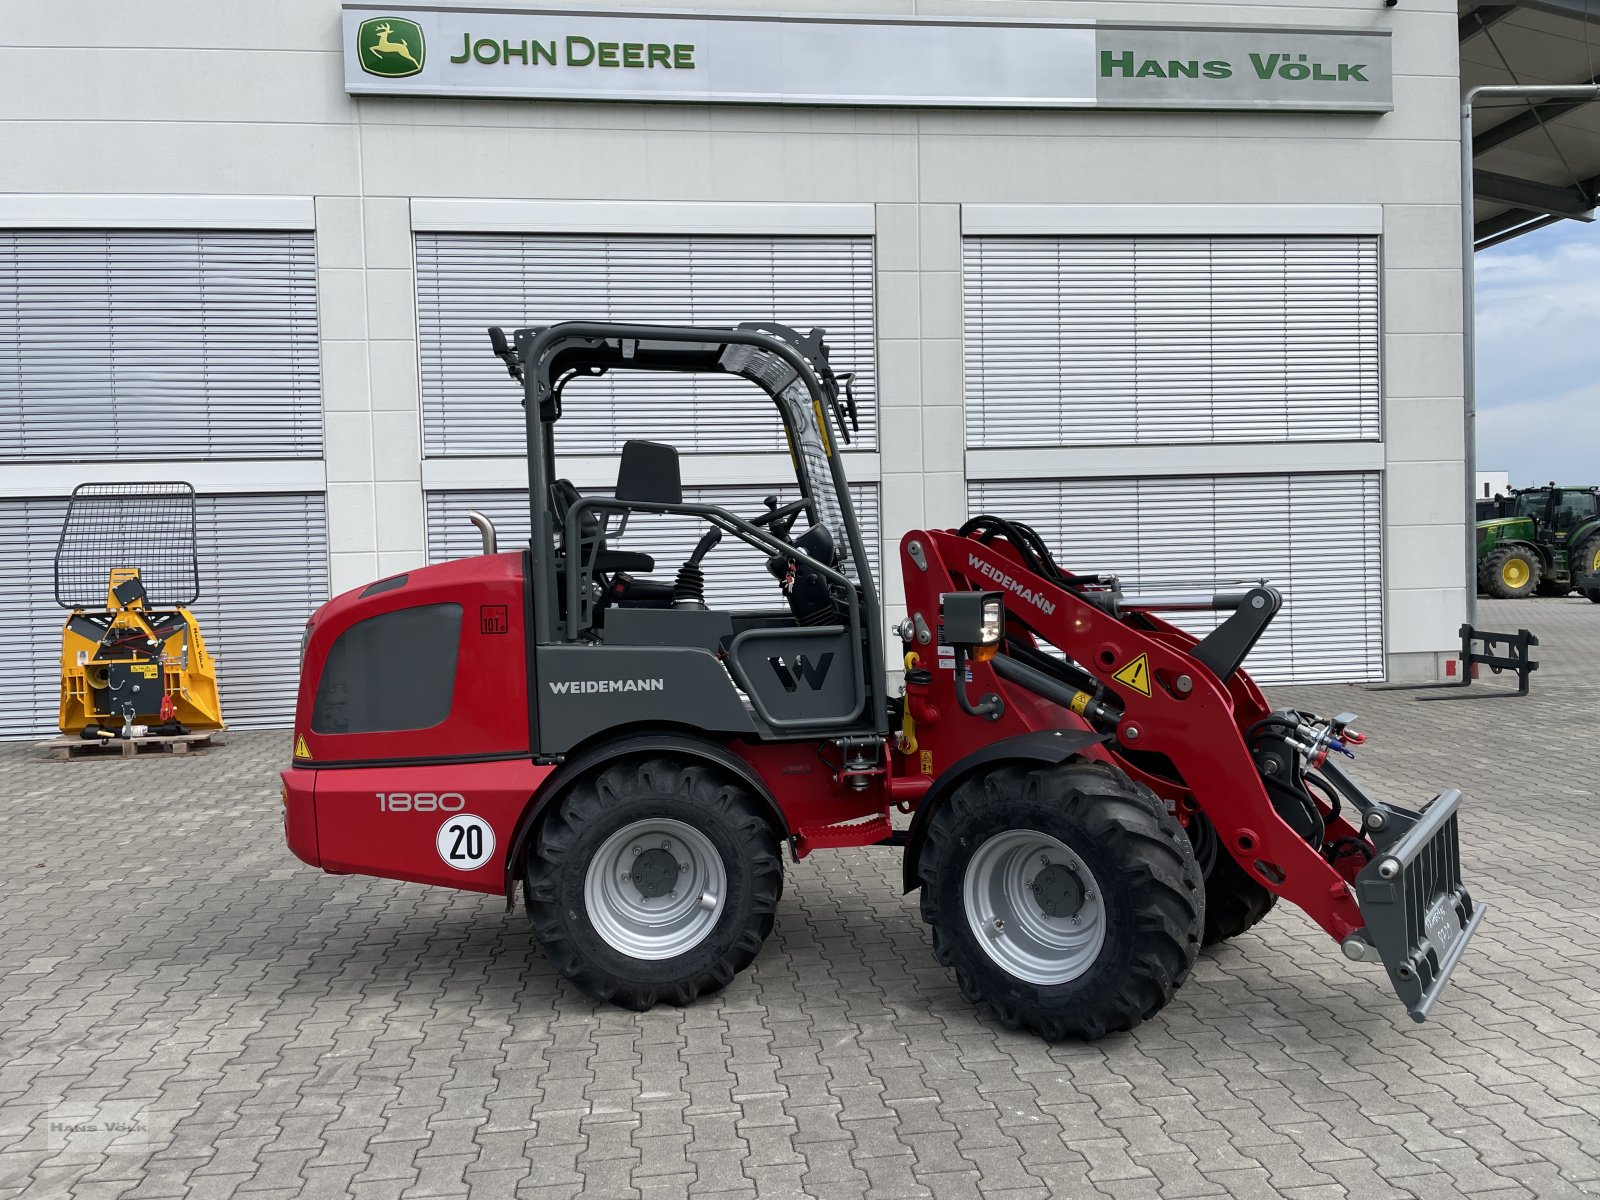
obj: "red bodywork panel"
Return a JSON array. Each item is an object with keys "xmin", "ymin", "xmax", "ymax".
[
  {"xmin": 292, "ymin": 553, "xmax": 531, "ymax": 765},
  {"xmin": 291, "ymin": 759, "xmax": 555, "ymax": 895},
  {"xmin": 283, "ymin": 553, "xmax": 552, "ymax": 896}
]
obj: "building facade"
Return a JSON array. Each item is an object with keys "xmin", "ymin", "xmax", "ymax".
[{"xmin": 0, "ymin": 0, "xmax": 1466, "ymax": 734}]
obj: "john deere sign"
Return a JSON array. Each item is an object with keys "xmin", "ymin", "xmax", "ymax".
[
  {"xmin": 356, "ymin": 16, "xmax": 425, "ymax": 77},
  {"xmin": 341, "ymin": 5, "xmax": 1392, "ymax": 112}
]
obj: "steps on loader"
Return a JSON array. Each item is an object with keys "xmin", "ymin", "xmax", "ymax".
[{"xmin": 795, "ymin": 812, "xmax": 894, "ymax": 854}]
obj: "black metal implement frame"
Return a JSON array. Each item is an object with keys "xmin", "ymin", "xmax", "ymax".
[
  {"xmin": 1346, "ymin": 785, "xmax": 1487, "ymax": 1022},
  {"xmin": 1369, "ymin": 623, "xmax": 1538, "ymax": 700},
  {"xmin": 54, "ymin": 482, "xmax": 201, "ymax": 609}
]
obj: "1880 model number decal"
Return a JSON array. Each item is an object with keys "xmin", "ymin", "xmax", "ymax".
[{"xmin": 376, "ymin": 792, "xmax": 465, "ymax": 812}]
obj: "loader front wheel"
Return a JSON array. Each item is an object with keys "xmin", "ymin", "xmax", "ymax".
[
  {"xmin": 918, "ymin": 762, "xmax": 1202, "ymax": 1040},
  {"xmin": 525, "ymin": 757, "xmax": 782, "ymax": 1011},
  {"xmin": 1185, "ymin": 812, "xmax": 1276, "ymax": 945},
  {"xmin": 1200, "ymin": 844, "xmax": 1277, "ymax": 946}
]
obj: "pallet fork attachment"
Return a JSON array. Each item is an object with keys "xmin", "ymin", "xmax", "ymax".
[{"xmin": 1351, "ymin": 788, "xmax": 1488, "ymax": 1021}]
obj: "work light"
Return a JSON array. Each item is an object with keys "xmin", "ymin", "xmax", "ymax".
[{"xmin": 942, "ymin": 590, "xmax": 1005, "ymax": 662}]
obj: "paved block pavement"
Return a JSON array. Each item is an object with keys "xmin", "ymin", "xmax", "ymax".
[{"xmin": 1, "ymin": 597, "xmax": 1597, "ymax": 1199}]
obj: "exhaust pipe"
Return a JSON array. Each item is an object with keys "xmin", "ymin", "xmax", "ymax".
[{"xmin": 466, "ymin": 510, "xmax": 498, "ymax": 556}]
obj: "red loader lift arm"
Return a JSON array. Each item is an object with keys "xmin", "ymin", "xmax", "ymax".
[{"xmin": 898, "ymin": 521, "xmax": 1485, "ymax": 1021}]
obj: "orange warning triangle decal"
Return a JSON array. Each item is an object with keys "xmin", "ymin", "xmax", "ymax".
[
  {"xmin": 1112, "ymin": 653, "xmax": 1153, "ymax": 698},
  {"xmin": 293, "ymin": 734, "xmax": 312, "ymax": 760}
]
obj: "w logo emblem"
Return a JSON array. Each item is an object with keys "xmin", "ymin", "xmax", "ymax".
[{"xmin": 768, "ymin": 652, "xmax": 834, "ymax": 692}]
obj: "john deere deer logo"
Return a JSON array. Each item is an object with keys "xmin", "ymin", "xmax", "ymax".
[{"xmin": 357, "ymin": 17, "xmax": 425, "ymax": 78}]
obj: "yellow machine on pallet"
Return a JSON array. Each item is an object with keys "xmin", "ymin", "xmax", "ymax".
[{"xmin": 55, "ymin": 482, "xmax": 224, "ymax": 738}]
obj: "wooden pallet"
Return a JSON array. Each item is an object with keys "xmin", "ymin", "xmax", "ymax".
[{"xmin": 37, "ymin": 729, "xmax": 225, "ymax": 761}]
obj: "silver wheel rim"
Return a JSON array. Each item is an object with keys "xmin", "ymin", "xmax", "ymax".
[
  {"xmin": 962, "ymin": 830, "xmax": 1107, "ymax": 986},
  {"xmin": 584, "ymin": 818, "xmax": 726, "ymax": 961}
]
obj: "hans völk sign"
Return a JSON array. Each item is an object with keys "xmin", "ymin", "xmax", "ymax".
[{"xmin": 342, "ymin": 5, "xmax": 1393, "ymax": 113}]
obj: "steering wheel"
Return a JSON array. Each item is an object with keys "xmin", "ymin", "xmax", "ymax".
[{"xmin": 749, "ymin": 497, "xmax": 810, "ymax": 541}]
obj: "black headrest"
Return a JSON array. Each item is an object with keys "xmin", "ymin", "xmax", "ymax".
[{"xmin": 615, "ymin": 440, "xmax": 683, "ymax": 506}]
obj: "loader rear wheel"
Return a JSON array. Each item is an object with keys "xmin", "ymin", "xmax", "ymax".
[
  {"xmin": 1588, "ymin": 588, "xmax": 1600, "ymax": 605},
  {"xmin": 525, "ymin": 757, "xmax": 781, "ymax": 1011},
  {"xmin": 1482, "ymin": 546, "xmax": 1540, "ymax": 599},
  {"xmin": 917, "ymin": 762, "xmax": 1202, "ymax": 1041}
]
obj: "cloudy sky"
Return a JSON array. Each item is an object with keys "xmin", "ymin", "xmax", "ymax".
[{"xmin": 1475, "ymin": 220, "xmax": 1600, "ymax": 487}]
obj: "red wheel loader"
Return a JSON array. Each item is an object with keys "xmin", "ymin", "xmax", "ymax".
[{"xmin": 281, "ymin": 322, "xmax": 1483, "ymax": 1039}]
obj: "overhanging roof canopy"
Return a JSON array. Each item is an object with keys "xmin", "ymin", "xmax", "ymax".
[{"xmin": 1461, "ymin": 1, "xmax": 1600, "ymax": 248}]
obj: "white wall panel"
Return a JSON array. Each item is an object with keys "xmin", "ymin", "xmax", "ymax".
[{"xmin": 416, "ymin": 233, "xmax": 876, "ymax": 456}]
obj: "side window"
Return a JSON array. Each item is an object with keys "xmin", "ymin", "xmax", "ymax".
[
  {"xmin": 313, "ymin": 604, "xmax": 463, "ymax": 734},
  {"xmin": 1553, "ymin": 493, "xmax": 1595, "ymax": 532}
]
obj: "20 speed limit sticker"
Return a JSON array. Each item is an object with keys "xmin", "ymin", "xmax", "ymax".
[{"xmin": 436, "ymin": 814, "xmax": 495, "ymax": 870}]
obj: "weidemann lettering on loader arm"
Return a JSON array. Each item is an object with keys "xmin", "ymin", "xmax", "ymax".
[{"xmin": 967, "ymin": 553, "xmax": 1056, "ymax": 615}]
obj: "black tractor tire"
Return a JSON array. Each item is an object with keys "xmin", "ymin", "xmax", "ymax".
[
  {"xmin": 525, "ymin": 757, "xmax": 782, "ymax": 1010},
  {"xmin": 1200, "ymin": 846, "xmax": 1278, "ymax": 946},
  {"xmin": 917, "ymin": 761, "xmax": 1202, "ymax": 1041},
  {"xmin": 1481, "ymin": 545, "xmax": 1541, "ymax": 599},
  {"xmin": 1576, "ymin": 536, "xmax": 1600, "ymax": 602}
]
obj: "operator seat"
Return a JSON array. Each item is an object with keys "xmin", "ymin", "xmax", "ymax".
[{"xmin": 549, "ymin": 478, "xmax": 655, "ymax": 576}]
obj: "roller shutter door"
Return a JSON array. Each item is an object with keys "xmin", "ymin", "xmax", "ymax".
[
  {"xmin": 0, "ymin": 493, "xmax": 328, "ymax": 737},
  {"xmin": 967, "ymin": 474, "xmax": 1383, "ymax": 685},
  {"xmin": 963, "ymin": 236, "xmax": 1379, "ymax": 447},
  {"xmin": 0, "ymin": 499, "xmax": 71, "ymax": 738},
  {"xmin": 416, "ymin": 233, "xmax": 876, "ymax": 456},
  {"xmin": 426, "ymin": 484, "xmax": 880, "ymax": 610},
  {"xmin": 189, "ymin": 494, "xmax": 329, "ymax": 728},
  {"xmin": 0, "ymin": 230, "xmax": 322, "ymax": 460}
]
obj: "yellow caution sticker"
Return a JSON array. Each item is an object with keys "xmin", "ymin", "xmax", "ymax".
[
  {"xmin": 293, "ymin": 734, "xmax": 312, "ymax": 760},
  {"xmin": 1069, "ymin": 691, "xmax": 1091, "ymax": 715},
  {"xmin": 812, "ymin": 400, "xmax": 832, "ymax": 456},
  {"xmin": 919, "ymin": 750, "xmax": 934, "ymax": 776},
  {"xmin": 1112, "ymin": 653, "xmax": 1153, "ymax": 698}
]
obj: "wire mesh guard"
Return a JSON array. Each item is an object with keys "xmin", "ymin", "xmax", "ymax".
[{"xmin": 54, "ymin": 482, "xmax": 200, "ymax": 609}]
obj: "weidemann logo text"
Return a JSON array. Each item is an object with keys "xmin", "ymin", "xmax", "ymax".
[
  {"xmin": 967, "ymin": 554, "xmax": 1056, "ymax": 615},
  {"xmin": 548, "ymin": 678, "xmax": 666, "ymax": 694}
]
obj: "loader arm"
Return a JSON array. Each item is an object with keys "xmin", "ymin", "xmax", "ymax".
[
  {"xmin": 898, "ymin": 523, "xmax": 1484, "ymax": 1020},
  {"xmin": 907, "ymin": 529, "xmax": 1366, "ymax": 941}
]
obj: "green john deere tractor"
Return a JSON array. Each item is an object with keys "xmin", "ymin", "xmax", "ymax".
[{"xmin": 1476, "ymin": 485, "xmax": 1600, "ymax": 602}]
